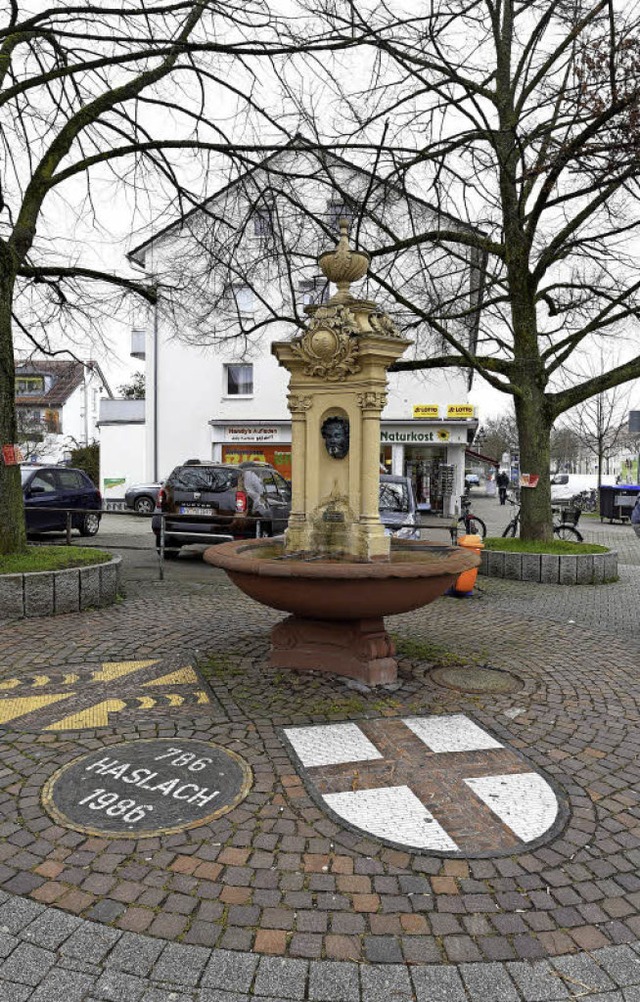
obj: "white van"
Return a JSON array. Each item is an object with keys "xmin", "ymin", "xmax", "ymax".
[{"xmin": 550, "ymin": 473, "xmax": 616, "ymax": 502}]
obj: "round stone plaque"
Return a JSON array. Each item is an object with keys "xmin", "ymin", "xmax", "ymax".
[{"xmin": 42, "ymin": 738, "xmax": 252, "ymax": 838}]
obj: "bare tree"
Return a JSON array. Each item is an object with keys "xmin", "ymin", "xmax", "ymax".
[
  {"xmin": 276, "ymin": 0, "xmax": 640, "ymax": 541},
  {"xmin": 0, "ymin": 1, "xmax": 356, "ymax": 554}
]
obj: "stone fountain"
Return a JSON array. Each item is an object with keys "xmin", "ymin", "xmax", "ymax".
[{"xmin": 204, "ymin": 221, "xmax": 479, "ymax": 685}]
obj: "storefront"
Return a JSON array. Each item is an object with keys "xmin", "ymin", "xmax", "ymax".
[
  {"xmin": 210, "ymin": 422, "xmax": 292, "ymax": 480},
  {"xmin": 212, "ymin": 409, "xmax": 476, "ymax": 516}
]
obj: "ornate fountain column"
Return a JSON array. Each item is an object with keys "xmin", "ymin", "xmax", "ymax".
[{"xmin": 272, "ymin": 221, "xmax": 411, "ymax": 561}]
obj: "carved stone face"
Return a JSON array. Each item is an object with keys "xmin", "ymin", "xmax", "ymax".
[{"xmin": 321, "ymin": 417, "xmax": 349, "ymax": 459}]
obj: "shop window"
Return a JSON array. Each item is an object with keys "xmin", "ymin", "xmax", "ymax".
[{"xmin": 225, "ymin": 363, "xmax": 253, "ymax": 396}]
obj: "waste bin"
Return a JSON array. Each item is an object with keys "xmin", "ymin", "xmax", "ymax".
[{"xmin": 599, "ymin": 484, "xmax": 640, "ymax": 522}]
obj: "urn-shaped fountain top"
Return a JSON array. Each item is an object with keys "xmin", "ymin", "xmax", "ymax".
[{"xmin": 319, "ymin": 219, "xmax": 370, "ymax": 303}]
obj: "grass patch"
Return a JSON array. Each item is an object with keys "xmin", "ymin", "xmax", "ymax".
[
  {"xmin": 0, "ymin": 546, "xmax": 112, "ymax": 575},
  {"xmin": 483, "ymin": 536, "xmax": 607, "ymax": 555},
  {"xmin": 392, "ymin": 634, "xmax": 474, "ymax": 668}
]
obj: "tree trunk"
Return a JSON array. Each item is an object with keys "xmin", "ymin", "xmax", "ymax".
[
  {"xmin": 0, "ymin": 270, "xmax": 27, "ymax": 555},
  {"xmin": 515, "ymin": 386, "xmax": 553, "ymax": 541}
]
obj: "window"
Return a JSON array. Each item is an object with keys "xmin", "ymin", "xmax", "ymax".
[
  {"xmin": 15, "ymin": 375, "xmax": 44, "ymax": 395},
  {"xmin": 30, "ymin": 471, "xmax": 57, "ymax": 493},
  {"xmin": 226, "ymin": 285, "xmax": 255, "ymax": 315},
  {"xmin": 225, "ymin": 364, "xmax": 253, "ymax": 396},
  {"xmin": 298, "ymin": 278, "xmax": 329, "ymax": 307},
  {"xmin": 253, "ymin": 209, "xmax": 273, "ymax": 237},
  {"xmin": 326, "ymin": 198, "xmax": 355, "ymax": 232},
  {"xmin": 56, "ymin": 470, "xmax": 86, "ymax": 490}
]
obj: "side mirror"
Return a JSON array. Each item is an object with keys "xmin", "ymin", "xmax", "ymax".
[{"xmin": 28, "ymin": 485, "xmax": 46, "ymax": 495}]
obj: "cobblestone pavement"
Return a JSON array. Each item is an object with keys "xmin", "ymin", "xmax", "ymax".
[{"xmin": 0, "ymin": 508, "xmax": 639, "ymax": 998}]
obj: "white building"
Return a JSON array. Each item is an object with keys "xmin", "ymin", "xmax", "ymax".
[
  {"xmin": 15, "ymin": 358, "xmax": 111, "ymax": 465},
  {"xmin": 100, "ymin": 145, "xmax": 484, "ymax": 516}
]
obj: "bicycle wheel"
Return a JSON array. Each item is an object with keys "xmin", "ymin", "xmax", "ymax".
[
  {"xmin": 554, "ymin": 523, "xmax": 583, "ymax": 542},
  {"xmin": 502, "ymin": 520, "xmax": 518, "ymax": 538}
]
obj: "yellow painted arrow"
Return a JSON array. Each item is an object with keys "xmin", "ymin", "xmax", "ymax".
[
  {"xmin": 0, "ymin": 693, "xmax": 71, "ymax": 725},
  {"xmin": 136, "ymin": 696, "xmax": 156, "ymax": 709},
  {"xmin": 45, "ymin": 699, "xmax": 126, "ymax": 731},
  {"xmin": 143, "ymin": 666, "xmax": 199, "ymax": 687},
  {"xmin": 91, "ymin": 660, "xmax": 159, "ymax": 683}
]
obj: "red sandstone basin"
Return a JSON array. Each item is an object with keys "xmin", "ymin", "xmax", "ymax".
[{"xmin": 203, "ymin": 538, "xmax": 480, "ymax": 620}]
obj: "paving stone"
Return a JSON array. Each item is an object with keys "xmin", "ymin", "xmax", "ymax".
[
  {"xmin": 0, "ymin": 981, "xmax": 33, "ymax": 1002},
  {"xmin": 0, "ymin": 941, "xmax": 56, "ymax": 985},
  {"xmin": 152, "ymin": 942, "xmax": 210, "ymax": 986},
  {"xmin": 505, "ymin": 960, "xmax": 570, "ymax": 999},
  {"xmin": 93, "ymin": 968, "xmax": 147, "ymax": 1001},
  {"xmin": 28, "ymin": 967, "xmax": 98, "ymax": 1002},
  {"xmin": 22, "ymin": 909, "xmax": 83, "ymax": 949},
  {"xmin": 459, "ymin": 962, "xmax": 519, "ymax": 1000},
  {"xmin": 411, "ymin": 965, "xmax": 467, "ymax": 1002},
  {"xmin": 549, "ymin": 953, "xmax": 617, "ymax": 993},
  {"xmin": 200, "ymin": 949, "xmax": 258, "ymax": 992},
  {"xmin": 253, "ymin": 956, "xmax": 308, "ymax": 998},
  {"xmin": 595, "ymin": 946, "xmax": 640, "ymax": 986},
  {"xmin": 60, "ymin": 923, "xmax": 123, "ymax": 963},
  {"xmin": 142, "ymin": 990, "xmax": 197, "ymax": 1002},
  {"xmin": 0, "ymin": 896, "xmax": 43, "ymax": 933},
  {"xmin": 308, "ymin": 960, "xmax": 360, "ymax": 1001},
  {"xmin": 360, "ymin": 964, "xmax": 413, "ymax": 1002},
  {"xmin": 107, "ymin": 931, "xmax": 165, "ymax": 976}
]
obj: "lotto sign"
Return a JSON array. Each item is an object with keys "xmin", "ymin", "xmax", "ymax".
[
  {"xmin": 412, "ymin": 404, "xmax": 439, "ymax": 419},
  {"xmin": 42, "ymin": 738, "xmax": 252, "ymax": 837},
  {"xmin": 284, "ymin": 715, "xmax": 564, "ymax": 857},
  {"xmin": 446, "ymin": 404, "xmax": 474, "ymax": 420}
]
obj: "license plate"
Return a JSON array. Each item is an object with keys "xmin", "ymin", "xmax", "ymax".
[{"xmin": 179, "ymin": 506, "xmax": 214, "ymax": 516}]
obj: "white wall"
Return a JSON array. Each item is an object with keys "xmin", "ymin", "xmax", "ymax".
[{"xmin": 99, "ymin": 422, "xmax": 146, "ymax": 500}]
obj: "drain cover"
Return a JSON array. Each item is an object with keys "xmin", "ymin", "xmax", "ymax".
[{"xmin": 430, "ymin": 665, "xmax": 523, "ymax": 694}]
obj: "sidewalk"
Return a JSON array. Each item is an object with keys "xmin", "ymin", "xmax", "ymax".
[{"xmin": 0, "ymin": 509, "xmax": 639, "ymax": 999}]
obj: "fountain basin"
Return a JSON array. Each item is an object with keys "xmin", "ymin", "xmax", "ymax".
[{"xmin": 204, "ymin": 538, "xmax": 480, "ymax": 684}]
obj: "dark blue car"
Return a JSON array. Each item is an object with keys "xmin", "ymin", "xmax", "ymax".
[{"xmin": 21, "ymin": 465, "xmax": 102, "ymax": 536}]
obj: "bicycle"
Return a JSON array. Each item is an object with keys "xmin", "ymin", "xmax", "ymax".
[
  {"xmin": 501, "ymin": 497, "xmax": 583, "ymax": 541},
  {"xmin": 570, "ymin": 489, "xmax": 597, "ymax": 513},
  {"xmin": 458, "ymin": 494, "xmax": 487, "ymax": 539}
]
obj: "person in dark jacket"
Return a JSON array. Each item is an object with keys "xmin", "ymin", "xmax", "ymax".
[{"xmin": 496, "ymin": 470, "xmax": 510, "ymax": 505}]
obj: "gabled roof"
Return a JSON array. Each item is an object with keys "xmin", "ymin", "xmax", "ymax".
[
  {"xmin": 15, "ymin": 359, "xmax": 113, "ymax": 407},
  {"xmin": 127, "ymin": 134, "xmax": 481, "ymax": 267}
]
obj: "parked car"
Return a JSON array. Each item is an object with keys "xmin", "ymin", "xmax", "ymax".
[
  {"xmin": 152, "ymin": 460, "xmax": 292, "ymax": 557},
  {"xmin": 21, "ymin": 464, "xmax": 102, "ymax": 536},
  {"xmin": 465, "ymin": 472, "xmax": 480, "ymax": 487},
  {"xmin": 379, "ymin": 474, "xmax": 419, "ymax": 539},
  {"xmin": 550, "ymin": 473, "xmax": 616, "ymax": 503},
  {"xmin": 124, "ymin": 482, "xmax": 162, "ymax": 514}
]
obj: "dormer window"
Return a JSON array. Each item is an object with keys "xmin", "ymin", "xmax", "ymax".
[
  {"xmin": 326, "ymin": 198, "xmax": 355, "ymax": 232},
  {"xmin": 15, "ymin": 375, "xmax": 44, "ymax": 395},
  {"xmin": 253, "ymin": 208, "xmax": 273, "ymax": 238}
]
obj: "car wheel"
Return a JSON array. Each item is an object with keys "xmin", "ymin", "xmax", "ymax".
[
  {"xmin": 134, "ymin": 495, "xmax": 155, "ymax": 514},
  {"xmin": 79, "ymin": 513, "xmax": 101, "ymax": 537}
]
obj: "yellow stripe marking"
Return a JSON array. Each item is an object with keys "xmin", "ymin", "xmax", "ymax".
[
  {"xmin": 0, "ymin": 679, "xmax": 20, "ymax": 691},
  {"xmin": 33, "ymin": 675, "xmax": 50, "ymax": 687},
  {"xmin": 137, "ymin": 696, "xmax": 156, "ymax": 709},
  {"xmin": 0, "ymin": 693, "xmax": 71, "ymax": 725},
  {"xmin": 63, "ymin": 674, "xmax": 80, "ymax": 685},
  {"xmin": 166, "ymin": 694, "xmax": 184, "ymax": 707},
  {"xmin": 91, "ymin": 660, "xmax": 158, "ymax": 683},
  {"xmin": 45, "ymin": 699, "xmax": 126, "ymax": 731},
  {"xmin": 143, "ymin": 667, "xmax": 199, "ymax": 687},
  {"xmin": 195, "ymin": 690, "xmax": 210, "ymax": 704}
]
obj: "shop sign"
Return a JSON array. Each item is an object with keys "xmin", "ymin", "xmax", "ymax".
[
  {"xmin": 2, "ymin": 445, "xmax": 24, "ymax": 465},
  {"xmin": 446, "ymin": 404, "xmax": 474, "ymax": 420},
  {"xmin": 413, "ymin": 404, "xmax": 439, "ymax": 419},
  {"xmin": 225, "ymin": 425, "xmax": 281, "ymax": 443},
  {"xmin": 381, "ymin": 428, "xmax": 463, "ymax": 444}
]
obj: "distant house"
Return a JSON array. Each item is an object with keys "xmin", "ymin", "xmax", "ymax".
[{"xmin": 15, "ymin": 358, "xmax": 112, "ymax": 464}]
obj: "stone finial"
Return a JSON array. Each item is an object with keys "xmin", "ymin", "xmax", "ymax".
[{"xmin": 319, "ymin": 219, "xmax": 370, "ymax": 303}]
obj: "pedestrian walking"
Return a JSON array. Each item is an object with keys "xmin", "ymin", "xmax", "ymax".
[{"xmin": 496, "ymin": 469, "xmax": 509, "ymax": 505}]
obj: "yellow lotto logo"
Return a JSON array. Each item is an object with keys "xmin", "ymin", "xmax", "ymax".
[
  {"xmin": 412, "ymin": 405, "xmax": 440, "ymax": 419},
  {"xmin": 446, "ymin": 404, "xmax": 474, "ymax": 419}
]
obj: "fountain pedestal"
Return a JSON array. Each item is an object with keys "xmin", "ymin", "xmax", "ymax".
[{"xmin": 270, "ymin": 616, "xmax": 396, "ymax": 685}]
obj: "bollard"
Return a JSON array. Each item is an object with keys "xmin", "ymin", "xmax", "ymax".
[{"xmin": 451, "ymin": 533, "xmax": 484, "ymax": 596}]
